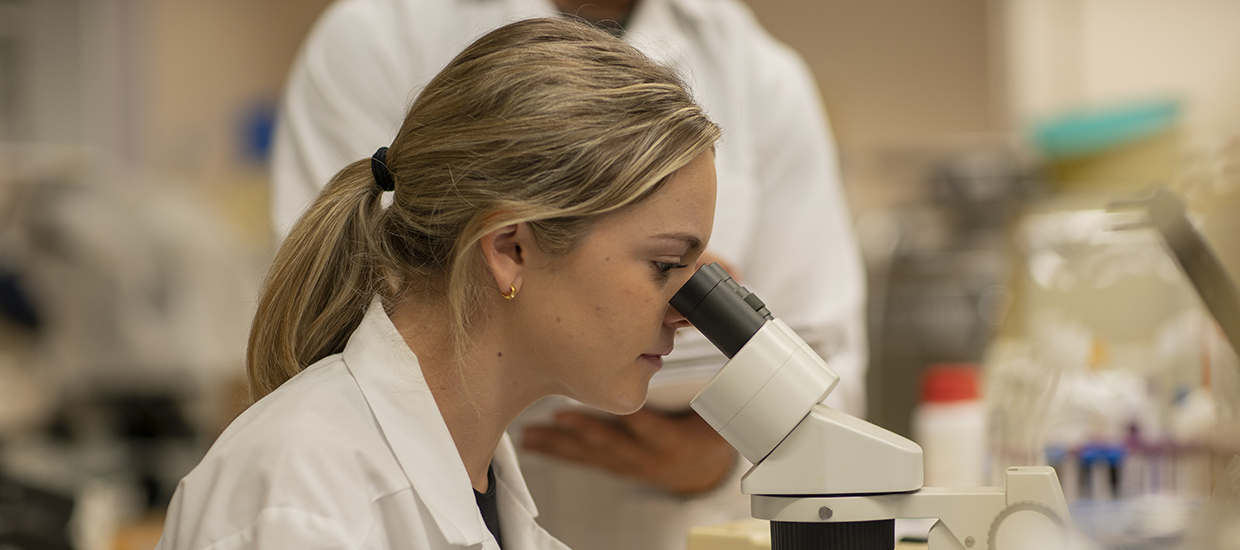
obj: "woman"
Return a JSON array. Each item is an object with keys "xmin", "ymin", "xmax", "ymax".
[{"xmin": 156, "ymin": 17, "xmax": 721, "ymax": 550}]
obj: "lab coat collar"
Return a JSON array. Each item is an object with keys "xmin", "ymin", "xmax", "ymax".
[
  {"xmin": 343, "ymin": 296, "xmax": 540, "ymax": 547},
  {"xmin": 629, "ymin": 0, "xmax": 711, "ymax": 32},
  {"xmin": 660, "ymin": 0, "xmax": 713, "ymax": 24}
]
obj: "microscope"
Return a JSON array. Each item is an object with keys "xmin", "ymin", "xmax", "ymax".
[{"xmin": 670, "ymin": 264, "xmax": 1073, "ymax": 550}]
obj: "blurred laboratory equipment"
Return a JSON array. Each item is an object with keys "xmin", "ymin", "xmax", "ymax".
[
  {"xmin": 0, "ymin": 146, "xmax": 261, "ymax": 549},
  {"xmin": 912, "ymin": 363, "xmax": 986, "ymax": 488},
  {"xmin": 981, "ymin": 129, "xmax": 1240, "ymax": 549},
  {"xmin": 1177, "ymin": 455, "xmax": 1240, "ymax": 550},
  {"xmin": 1029, "ymin": 99, "xmax": 1182, "ymax": 193},
  {"xmin": 863, "ymin": 145, "xmax": 1043, "ymax": 438},
  {"xmin": 0, "ymin": 472, "xmax": 75, "ymax": 549}
]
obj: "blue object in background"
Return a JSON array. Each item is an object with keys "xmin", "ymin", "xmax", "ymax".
[
  {"xmin": 1029, "ymin": 98, "xmax": 1182, "ymax": 161},
  {"xmin": 239, "ymin": 100, "xmax": 277, "ymax": 164},
  {"xmin": 1079, "ymin": 443, "xmax": 1126, "ymax": 469}
]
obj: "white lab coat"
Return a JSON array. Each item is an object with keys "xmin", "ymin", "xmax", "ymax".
[
  {"xmin": 157, "ymin": 298, "xmax": 569, "ymax": 550},
  {"xmin": 270, "ymin": 1, "xmax": 868, "ymax": 548}
]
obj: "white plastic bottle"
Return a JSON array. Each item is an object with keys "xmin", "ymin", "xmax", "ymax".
[{"xmin": 912, "ymin": 364, "xmax": 987, "ymax": 487}]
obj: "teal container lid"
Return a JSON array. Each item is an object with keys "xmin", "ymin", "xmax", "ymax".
[{"xmin": 1029, "ymin": 98, "xmax": 1181, "ymax": 161}]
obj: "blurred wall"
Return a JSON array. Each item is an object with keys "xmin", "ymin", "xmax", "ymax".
[
  {"xmin": 141, "ymin": 0, "xmax": 334, "ymax": 186},
  {"xmin": 136, "ymin": 0, "xmax": 335, "ymax": 245},
  {"xmin": 743, "ymin": 0, "xmax": 1001, "ymax": 213},
  {"xmin": 743, "ymin": 0, "xmax": 999, "ymax": 150}
]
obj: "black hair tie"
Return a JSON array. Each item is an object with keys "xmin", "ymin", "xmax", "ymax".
[{"xmin": 371, "ymin": 147, "xmax": 396, "ymax": 192}]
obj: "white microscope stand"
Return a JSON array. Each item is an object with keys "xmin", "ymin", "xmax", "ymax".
[{"xmin": 690, "ymin": 319, "xmax": 1073, "ymax": 550}]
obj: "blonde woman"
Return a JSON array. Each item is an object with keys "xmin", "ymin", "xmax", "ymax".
[
  {"xmin": 273, "ymin": 3, "xmax": 867, "ymax": 547},
  {"xmin": 156, "ymin": 18, "xmax": 720, "ymax": 550}
]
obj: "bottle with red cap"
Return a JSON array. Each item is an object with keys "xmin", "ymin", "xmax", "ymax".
[{"xmin": 912, "ymin": 363, "xmax": 987, "ymax": 487}]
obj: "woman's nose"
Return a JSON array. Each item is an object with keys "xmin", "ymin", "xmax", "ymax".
[{"xmin": 664, "ymin": 304, "xmax": 691, "ymax": 329}]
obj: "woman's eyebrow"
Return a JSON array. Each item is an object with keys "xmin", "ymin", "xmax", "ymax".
[{"xmin": 649, "ymin": 232, "xmax": 703, "ymax": 252}]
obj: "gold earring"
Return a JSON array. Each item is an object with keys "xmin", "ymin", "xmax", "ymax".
[{"xmin": 501, "ymin": 285, "xmax": 518, "ymax": 300}]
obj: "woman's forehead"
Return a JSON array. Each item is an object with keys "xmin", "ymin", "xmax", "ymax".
[{"xmin": 585, "ymin": 154, "xmax": 716, "ymax": 245}]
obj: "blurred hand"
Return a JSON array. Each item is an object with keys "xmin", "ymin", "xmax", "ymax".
[{"xmin": 521, "ymin": 408, "xmax": 735, "ymax": 496}]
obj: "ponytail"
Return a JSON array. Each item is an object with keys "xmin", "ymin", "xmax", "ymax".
[{"xmin": 246, "ymin": 162, "xmax": 386, "ymax": 400}]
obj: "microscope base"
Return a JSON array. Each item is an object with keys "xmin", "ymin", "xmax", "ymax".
[{"xmin": 751, "ymin": 467, "xmax": 1071, "ymax": 550}]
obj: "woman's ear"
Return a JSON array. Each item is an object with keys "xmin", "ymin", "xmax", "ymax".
[{"xmin": 479, "ymin": 222, "xmax": 534, "ymax": 296}]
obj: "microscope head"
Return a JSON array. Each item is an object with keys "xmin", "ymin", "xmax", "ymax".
[
  {"xmin": 670, "ymin": 264, "xmax": 840, "ymax": 464},
  {"xmin": 672, "ymin": 264, "xmax": 922, "ymax": 494}
]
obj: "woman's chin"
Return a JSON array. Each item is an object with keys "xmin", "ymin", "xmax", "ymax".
[
  {"xmin": 584, "ymin": 388, "xmax": 648, "ymax": 416},
  {"xmin": 610, "ymin": 398, "xmax": 646, "ymax": 416},
  {"xmin": 571, "ymin": 370, "xmax": 657, "ymax": 415}
]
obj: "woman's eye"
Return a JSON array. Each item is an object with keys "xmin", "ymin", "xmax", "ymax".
[{"xmin": 654, "ymin": 261, "xmax": 689, "ymax": 277}]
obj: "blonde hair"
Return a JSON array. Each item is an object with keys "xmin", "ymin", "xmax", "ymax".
[{"xmin": 247, "ymin": 17, "xmax": 721, "ymax": 400}]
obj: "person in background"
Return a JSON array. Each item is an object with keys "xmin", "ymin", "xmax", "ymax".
[
  {"xmin": 270, "ymin": 1, "xmax": 867, "ymax": 548},
  {"xmin": 158, "ymin": 18, "xmax": 720, "ymax": 549}
]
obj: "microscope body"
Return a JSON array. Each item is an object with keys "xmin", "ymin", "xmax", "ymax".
[{"xmin": 672, "ymin": 265, "xmax": 1072, "ymax": 550}]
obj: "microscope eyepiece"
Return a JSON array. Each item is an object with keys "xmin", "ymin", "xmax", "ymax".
[{"xmin": 670, "ymin": 263, "xmax": 773, "ymax": 358}]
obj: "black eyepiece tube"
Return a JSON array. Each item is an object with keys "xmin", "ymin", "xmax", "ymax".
[{"xmin": 669, "ymin": 263, "xmax": 773, "ymax": 358}]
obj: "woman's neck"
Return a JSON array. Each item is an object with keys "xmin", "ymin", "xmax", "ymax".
[{"xmin": 389, "ymin": 298, "xmax": 538, "ymax": 492}]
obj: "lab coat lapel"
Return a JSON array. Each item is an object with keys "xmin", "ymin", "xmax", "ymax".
[
  {"xmin": 494, "ymin": 434, "xmax": 573, "ymax": 550},
  {"xmin": 493, "ymin": 433, "xmax": 539, "ymax": 519},
  {"xmin": 343, "ymin": 297, "xmax": 487, "ymax": 547}
]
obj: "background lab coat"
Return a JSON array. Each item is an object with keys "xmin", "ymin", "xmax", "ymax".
[
  {"xmin": 158, "ymin": 298, "xmax": 567, "ymax": 550},
  {"xmin": 270, "ymin": 1, "xmax": 867, "ymax": 548}
]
